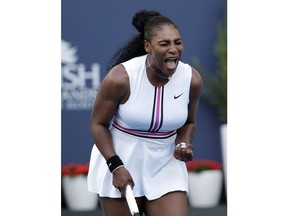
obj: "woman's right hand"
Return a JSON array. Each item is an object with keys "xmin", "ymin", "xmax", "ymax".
[{"xmin": 112, "ymin": 166, "xmax": 134, "ymax": 197}]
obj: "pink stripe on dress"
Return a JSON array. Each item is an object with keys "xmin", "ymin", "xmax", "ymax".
[
  {"xmin": 151, "ymin": 86, "xmax": 162, "ymax": 132},
  {"xmin": 112, "ymin": 118, "xmax": 176, "ymax": 139}
]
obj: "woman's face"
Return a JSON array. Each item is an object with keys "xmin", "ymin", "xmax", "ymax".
[{"xmin": 145, "ymin": 24, "xmax": 184, "ymax": 78}]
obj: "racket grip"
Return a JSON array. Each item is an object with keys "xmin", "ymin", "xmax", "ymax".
[{"xmin": 125, "ymin": 184, "xmax": 140, "ymax": 215}]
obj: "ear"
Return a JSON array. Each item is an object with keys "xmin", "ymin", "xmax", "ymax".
[{"xmin": 144, "ymin": 40, "xmax": 151, "ymax": 53}]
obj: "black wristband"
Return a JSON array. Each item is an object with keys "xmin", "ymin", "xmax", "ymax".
[{"xmin": 106, "ymin": 155, "xmax": 124, "ymax": 173}]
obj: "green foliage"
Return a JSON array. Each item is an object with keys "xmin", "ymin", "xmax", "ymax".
[{"xmin": 193, "ymin": 7, "xmax": 227, "ymax": 124}]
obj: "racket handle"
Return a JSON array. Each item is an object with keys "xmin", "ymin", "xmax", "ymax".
[{"xmin": 125, "ymin": 184, "xmax": 140, "ymax": 215}]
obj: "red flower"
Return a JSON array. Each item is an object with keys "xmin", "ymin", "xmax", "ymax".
[
  {"xmin": 186, "ymin": 159, "xmax": 222, "ymax": 173},
  {"xmin": 61, "ymin": 163, "xmax": 89, "ymax": 177}
]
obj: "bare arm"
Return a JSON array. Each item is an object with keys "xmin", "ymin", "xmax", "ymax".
[
  {"xmin": 90, "ymin": 64, "xmax": 129, "ymax": 160},
  {"xmin": 90, "ymin": 64, "xmax": 133, "ymax": 196},
  {"xmin": 174, "ymin": 67, "xmax": 203, "ymax": 162}
]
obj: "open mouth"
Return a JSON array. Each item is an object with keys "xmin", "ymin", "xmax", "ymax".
[{"xmin": 164, "ymin": 57, "xmax": 178, "ymax": 69}]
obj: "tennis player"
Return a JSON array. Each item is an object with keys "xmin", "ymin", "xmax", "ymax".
[{"xmin": 88, "ymin": 10, "xmax": 202, "ymax": 216}]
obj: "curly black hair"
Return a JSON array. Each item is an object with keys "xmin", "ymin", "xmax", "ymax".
[{"xmin": 107, "ymin": 10, "xmax": 178, "ymax": 71}]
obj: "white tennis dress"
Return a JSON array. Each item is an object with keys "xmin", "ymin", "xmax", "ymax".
[{"xmin": 87, "ymin": 54, "xmax": 192, "ymax": 200}]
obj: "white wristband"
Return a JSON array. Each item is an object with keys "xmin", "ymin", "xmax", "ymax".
[{"xmin": 112, "ymin": 165, "xmax": 124, "ymax": 173}]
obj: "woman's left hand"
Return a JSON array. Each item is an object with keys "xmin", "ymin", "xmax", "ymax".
[{"xmin": 173, "ymin": 143, "xmax": 193, "ymax": 162}]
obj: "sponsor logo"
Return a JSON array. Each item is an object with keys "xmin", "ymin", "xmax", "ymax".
[
  {"xmin": 174, "ymin": 93, "xmax": 184, "ymax": 99},
  {"xmin": 61, "ymin": 40, "xmax": 101, "ymax": 110}
]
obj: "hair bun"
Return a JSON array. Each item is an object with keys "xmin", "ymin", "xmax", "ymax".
[{"xmin": 132, "ymin": 10, "xmax": 161, "ymax": 34}]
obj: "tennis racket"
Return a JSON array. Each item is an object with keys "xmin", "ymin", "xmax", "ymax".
[{"xmin": 125, "ymin": 184, "xmax": 141, "ymax": 216}]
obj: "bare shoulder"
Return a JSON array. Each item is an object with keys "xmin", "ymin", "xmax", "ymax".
[
  {"xmin": 191, "ymin": 67, "xmax": 203, "ymax": 88},
  {"xmin": 189, "ymin": 66, "xmax": 203, "ymax": 100},
  {"xmin": 99, "ymin": 64, "xmax": 130, "ymax": 103},
  {"xmin": 104, "ymin": 64, "xmax": 129, "ymax": 88}
]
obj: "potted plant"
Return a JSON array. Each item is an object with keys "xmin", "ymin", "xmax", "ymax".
[
  {"xmin": 62, "ymin": 163, "xmax": 90, "ymax": 176},
  {"xmin": 186, "ymin": 159, "xmax": 222, "ymax": 172},
  {"xmin": 61, "ymin": 163, "xmax": 98, "ymax": 211},
  {"xmin": 194, "ymin": 5, "xmax": 227, "ymax": 124},
  {"xmin": 192, "ymin": 5, "xmax": 227, "ymax": 186},
  {"xmin": 186, "ymin": 159, "xmax": 223, "ymax": 208}
]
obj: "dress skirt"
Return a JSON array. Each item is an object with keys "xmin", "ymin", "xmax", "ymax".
[{"xmin": 87, "ymin": 126, "xmax": 188, "ymax": 200}]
